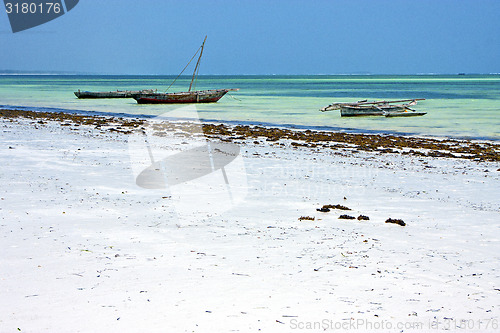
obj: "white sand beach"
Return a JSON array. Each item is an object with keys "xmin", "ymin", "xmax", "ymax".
[{"xmin": 1, "ymin": 114, "xmax": 499, "ymax": 332}]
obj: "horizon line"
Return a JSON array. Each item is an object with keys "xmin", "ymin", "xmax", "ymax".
[{"xmin": 1, "ymin": 71, "xmax": 499, "ymax": 76}]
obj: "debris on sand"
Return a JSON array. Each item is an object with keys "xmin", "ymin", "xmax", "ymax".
[
  {"xmin": 321, "ymin": 204, "xmax": 351, "ymax": 211},
  {"xmin": 385, "ymin": 218, "xmax": 406, "ymax": 226}
]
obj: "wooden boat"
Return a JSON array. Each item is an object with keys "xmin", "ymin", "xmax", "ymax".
[
  {"xmin": 321, "ymin": 99, "xmax": 426, "ymax": 117},
  {"xmin": 74, "ymin": 89, "xmax": 156, "ymax": 99},
  {"xmin": 135, "ymin": 89, "xmax": 238, "ymax": 104},
  {"xmin": 134, "ymin": 36, "xmax": 238, "ymax": 104}
]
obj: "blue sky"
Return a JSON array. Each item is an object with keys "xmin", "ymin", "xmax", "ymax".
[{"xmin": 1, "ymin": 0, "xmax": 499, "ymax": 75}]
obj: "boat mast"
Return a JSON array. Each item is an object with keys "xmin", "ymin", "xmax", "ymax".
[{"xmin": 189, "ymin": 35, "xmax": 207, "ymax": 92}]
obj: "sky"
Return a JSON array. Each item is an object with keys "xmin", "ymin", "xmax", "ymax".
[{"xmin": 1, "ymin": 0, "xmax": 499, "ymax": 75}]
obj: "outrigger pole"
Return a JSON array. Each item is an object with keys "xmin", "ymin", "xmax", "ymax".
[
  {"xmin": 320, "ymin": 98, "xmax": 425, "ymax": 111},
  {"xmin": 354, "ymin": 98, "xmax": 425, "ymax": 105}
]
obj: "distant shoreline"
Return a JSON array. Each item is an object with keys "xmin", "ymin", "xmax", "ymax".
[{"xmin": 1, "ymin": 72, "xmax": 500, "ymax": 76}]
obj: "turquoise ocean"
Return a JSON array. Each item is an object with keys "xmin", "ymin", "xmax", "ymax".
[{"xmin": 0, "ymin": 75, "xmax": 499, "ymax": 140}]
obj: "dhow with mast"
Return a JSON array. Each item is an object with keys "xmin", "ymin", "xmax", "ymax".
[{"xmin": 134, "ymin": 36, "xmax": 238, "ymax": 104}]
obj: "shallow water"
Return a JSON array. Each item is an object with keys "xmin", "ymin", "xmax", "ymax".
[{"xmin": 1, "ymin": 74, "xmax": 499, "ymax": 140}]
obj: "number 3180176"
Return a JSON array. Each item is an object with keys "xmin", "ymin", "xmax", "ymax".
[{"xmin": 5, "ymin": 2, "xmax": 61, "ymax": 14}]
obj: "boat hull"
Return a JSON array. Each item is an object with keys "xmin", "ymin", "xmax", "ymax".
[
  {"xmin": 74, "ymin": 89, "xmax": 156, "ymax": 99},
  {"xmin": 340, "ymin": 105, "xmax": 406, "ymax": 117},
  {"xmin": 134, "ymin": 89, "xmax": 230, "ymax": 104},
  {"xmin": 384, "ymin": 111, "xmax": 427, "ymax": 117}
]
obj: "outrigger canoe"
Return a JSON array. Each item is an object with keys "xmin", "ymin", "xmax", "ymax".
[{"xmin": 321, "ymin": 99, "xmax": 426, "ymax": 117}]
